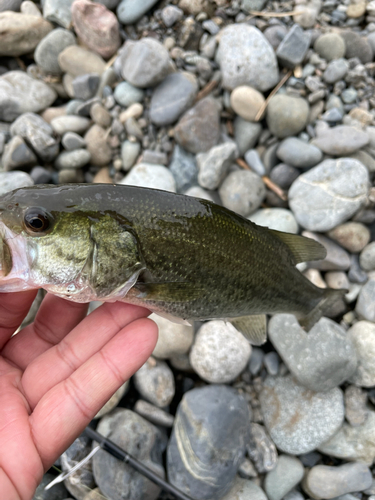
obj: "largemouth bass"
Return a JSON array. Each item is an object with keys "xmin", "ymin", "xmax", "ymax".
[{"xmin": 0, "ymin": 184, "xmax": 345, "ymax": 344}]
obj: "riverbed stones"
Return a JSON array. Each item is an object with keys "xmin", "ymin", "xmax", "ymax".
[
  {"xmin": 355, "ymin": 280, "xmax": 375, "ymax": 322},
  {"xmin": 151, "ymin": 314, "xmax": 194, "ymax": 360},
  {"xmin": 120, "ymin": 163, "xmax": 176, "ymax": 192},
  {"xmin": 359, "ymin": 242, "xmax": 375, "ymax": 271},
  {"xmin": 116, "ymin": 0, "xmax": 160, "ymax": 24},
  {"xmin": 313, "ymin": 126, "xmax": 369, "ymax": 156},
  {"xmin": 277, "ymin": 138, "xmax": 322, "ymax": 169},
  {"xmin": 50, "ymin": 115, "xmax": 91, "ymax": 135},
  {"xmin": 84, "ymin": 124, "xmax": 111, "ymax": 166},
  {"xmin": 323, "ymin": 58, "xmax": 349, "ymax": 84},
  {"xmin": 134, "ymin": 358, "xmax": 175, "ymax": 408},
  {"xmin": 327, "ymin": 222, "xmax": 371, "ymax": 254},
  {"xmin": 219, "ymin": 170, "xmax": 266, "ymax": 217},
  {"xmin": 43, "ymin": 0, "xmax": 74, "ymax": 28},
  {"xmin": 249, "ymin": 208, "xmax": 298, "ymax": 233},
  {"xmin": 348, "ymin": 321, "xmax": 375, "ymax": 387},
  {"xmin": 314, "ymin": 33, "xmax": 346, "ymax": 61},
  {"xmin": 264, "ymin": 455, "xmax": 304, "ymax": 500},
  {"xmin": 34, "ymin": 28, "xmax": 76, "ymax": 75},
  {"xmin": 197, "ymin": 142, "xmax": 237, "ymax": 190},
  {"xmin": 234, "ymin": 117, "xmax": 262, "ymax": 156},
  {"xmin": 266, "ymin": 95, "xmax": 309, "ymax": 138},
  {"xmin": 58, "ymin": 45, "xmax": 106, "ymax": 77},
  {"xmin": 0, "ymin": 171, "xmax": 33, "ymax": 195},
  {"xmin": 230, "ymin": 86, "xmax": 265, "ymax": 122},
  {"xmin": 276, "ymin": 24, "xmax": 311, "ymax": 68}
]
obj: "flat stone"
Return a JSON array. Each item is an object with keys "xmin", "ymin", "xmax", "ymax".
[
  {"xmin": 55, "ymin": 149, "xmax": 91, "ymax": 169},
  {"xmin": 2, "ymin": 135, "xmax": 37, "ymax": 171},
  {"xmin": 277, "ymin": 137, "xmax": 322, "ymax": 169},
  {"xmin": 150, "ymin": 313, "xmax": 194, "ymax": 360},
  {"xmin": 169, "ymin": 145, "xmax": 198, "ymax": 193},
  {"xmin": 230, "ymin": 86, "xmax": 265, "ymax": 122},
  {"xmin": 327, "ymin": 222, "xmax": 371, "ymax": 254},
  {"xmin": 184, "ymin": 185, "xmax": 214, "ymax": 201},
  {"xmin": 58, "ymin": 45, "xmax": 106, "ymax": 77},
  {"xmin": 289, "ymin": 158, "xmax": 369, "ymax": 232},
  {"xmin": 219, "ymin": 170, "xmax": 266, "ymax": 217},
  {"xmin": 314, "ymin": 33, "xmax": 346, "ymax": 61},
  {"xmin": 303, "ymin": 232, "xmax": 351, "ymax": 271},
  {"xmin": 150, "ymin": 72, "xmax": 198, "ymax": 127},
  {"xmin": 134, "ymin": 400, "xmax": 174, "ymax": 428},
  {"xmin": 264, "ymin": 455, "xmax": 304, "ymax": 500},
  {"xmin": 347, "ymin": 320, "xmax": 375, "ymax": 386},
  {"xmin": 51, "ymin": 115, "xmax": 91, "ymax": 135},
  {"xmin": 116, "ymin": 0, "xmax": 160, "ymax": 24},
  {"xmin": 221, "ymin": 478, "xmax": 268, "ymax": 500},
  {"xmin": 313, "ymin": 126, "xmax": 369, "ymax": 156},
  {"xmin": 260, "ymin": 374, "xmax": 344, "ymax": 455},
  {"xmin": 84, "ymin": 124, "xmax": 112, "ymax": 166},
  {"xmin": 0, "ymin": 12, "xmax": 53, "ymax": 56},
  {"xmin": 266, "ymin": 95, "xmax": 309, "ymax": 139},
  {"xmin": 34, "ymin": 28, "xmax": 76, "ymax": 75},
  {"xmin": 114, "ymin": 81, "xmax": 144, "ymax": 108},
  {"xmin": 134, "ymin": 358, "xmax": 175, "ymax": 408},
  {"xmin": 276, "ymin": 24, "xmax": 311, "ymax": 68},
  {"xmin": 249, "ymin": 208, "xmax": 298, "ymax": 233},
  {"xmin": 120, "ymin": 163, "xmax": 176, "ymax": 192},
  {"xmin": 268, "ymin": 315, "xmax": 357, "ymax": 393},
  {"xmin": 197, "ymin": 142, "xmax": 237, "ymax": 190},
  {"xmin": 234, "ymin": 117, "xmax": 262, "ymax": 156},
  {"xmin": 216, "ymin": 24, "xmax": 279, "ymax": 92},
  {"xmin": 0, "ymin": 171, "xmax": 33, "ymax": 195},
  {"xmin": 43, "ymin": 0, "xmax": 74, "ymax": 28},
  {"xmin": 355, "ymin": 280, "xmax": 375, "ymax": 322}
]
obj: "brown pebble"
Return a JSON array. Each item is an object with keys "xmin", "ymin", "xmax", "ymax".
[
  {"xmin": 93, "ymin": 167, "xmax": 113, "ymax": 184},
  {"xmin": 84, "ymin": 124, "xmax": 112, "ymax": 166}
]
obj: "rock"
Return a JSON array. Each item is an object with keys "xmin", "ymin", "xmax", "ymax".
[
  {"xmin": 20, "ymin": 0, "xmax": 42, "ymax": 15},
  {"xmin": 347, "ymin": 320, "xmax": 375, "ymax": 386},
  {"xmin": 325, "ymin": 271, "xmax": 349, "ymax": 290},
  {"xmin": 51, "ymin": 116, "xmax": 91, "ymax": 135},
  {"xmin": 84, "ymin": 124, "xmax": 112, "ymax": 166},
  {"xmin": 43, "ymin": 0, "xmax": 74, "ymax": 28},
  {"xmin": 268, "ymin": 315, "xmax": 357, "ymax": 393},
  {"xmin": 347, "ymin": 0, "xmax": 366, "ymax": 16},
  {"xmin": 264, "ymin": 24, "xmax": 288, "ymax": 50},
  {"xmin": 61, "ymin": 436, "xmax": 96, "ymax": 499},
  {"xmin": 189, "ymin": 320, "xmax": 251, "ymax": 384},
  {"xmin": 119, "ymin": 37, "xmax": 172, "ymax": 88},
  {"xmin": 314, "ymin": 33, "xmax": 346, "ymax": 61},
  {"xmin": 2, "ymin": 135, "xmax": 37, "ymax": 171},
  {"xmin": 216, "ymin": 24, "xmax": 279, "ymax": 91},
  {"xmin": 0, "ymin": 12, "xmax": 53, "ymax": 57},
  {"xmin": 248, "ymin": 208, "xmax": 298, "ymax": 233},
  {"xmin": 360, "ymin": 242, "xmax": 375, "ymax": 271},
  {"xmin": 0, "ymin": 0, "xmax": 22, "ymax": 11},
  {"xmin": 30, "ymin": 166, "xmax": 51, "ymax": 184},
  {"xmin": 120, "ymin": 163, "xmax": 176, "ymax": 192},
  {"xmin": 277, "ymin": 138, "xmax": 322, "ymax": 169},
  {"xmin": 32, "ymin": 473, "xmax": 69, "ymax": 499},
  {"xmin": 0, "ymin": 71, "xmax": 57, "ymax": 122},
  {"xmin": 167, "ymin": 385, "xmax": 249, "ymax": 499},
  {"xmin": 259, "ymin": 375, "xmax": 344, "ymax": 455},
  {"xmin": 72, "ymin": 73, "xmax": 100, "ymax": 101},
  {"xmin": 71, "ymin": 0, "xmax": 120, "ymax": 59},
  {"xmin": 55, "ymin": 149, "xmax": 91, "ymax": 169},
  {"xmin": 114, "ymin": 81, "xmax": 144, "ymax": 107},
  {"xmin": 178, "ymin": 0, "xmax": 210, "ymax": 15},
  {"xmin": 174, "ymin": 97, "xmax": 221, "ymax": 154},
  {"xmin": 341, "ymin": 31, "xmax": 373, "ymax": 64},
  {"xmin": 120, "ymin": 140, "xmax": 140, "ymax": 171},
  {"xmin": 116, "ymin": 0, "xmax": 160, "ymax": 24},
  {"xmin": 264, "ymin": 455, "xmax": 304, "ymax": 500},
  {"xmin": 327, "ymin": 222, "xmax": 371, "ymax": 254},
  {"xmin": 323, "ymin": 58, "xmax": 349, "ymax": 84},
  {"xmin": 134, "ymin": 400, "xmax": 174, "ymax": 428},
  {"xmin": 93, "ymin": 167, "xmax": 112, "ymax": 183},
  {"xmin": 94, "ymin": 381, "xmax": 128, "ymax": 419},
  {"xmin": 293, "ymin": 0, "xmax": 321, "ymax": 28},
  {"xmin": 58, "ymin": 46, "xmax": 106, "ymax": 77},
  {"xmin": 184, "ymin": 185, "xmax": 214, "ymax": 201},
  {"xmin": 0, "ymin": 171, "xmax": 33, "ymax": 195},
  {"xmin": 10, "ymin": 112, "xmax": 59, "ymax": 162},
  {"xmin": 161, "ymin": 5, "xmax": 183, "ymax": 27},
  {"xmin": 169, "ymin": 145, "xmax": 198, "ymax": 193},
  {"xmin": 219, "ymin": 170, "xmax": 266, "ymax": 217},
  {"xmin": 302, "ymin": 232, "xmax": 351, "ymax": 271},
  {"xmin": 313, "ymin": 126, "xmax": 369, "ymax": 156},
  {"xmin": 34, "ymin": 28, "xmax": 76, "ymax": 75},
  {"xmin": 134, "ymin": 358, "xmax": 175, "ymax": 408},
  {"xmin": 230, "ymin": 86, "xmax": 265, "ymax": 122},
  {"xmin": 244, "ymin": 149, "xmax": 266, "ymax": 176},
  {"xmin": 90, "ymin": 102, "xmax": 112, "ymax": 128},
  {"xmin": 276, "ymin": 24, "xmax": 311, "ymax": 69},
  {"xmin": 197, "ymin": 142, "xmax": 237, "ymax": 190},
  {"xmin": 345, "ymin": 385, "xmax": 368, "ymax": 427},
  {"xmin": 289, "ymin": 158, "xmax": 369, "ymax": 232},
  {"xmin": 270, "ymin": 163, "xmax": 299, "ymax": 190},
  {"xmin": 221, "ymin": 478, "xmax": 268, "ymax": 500},
  {"xmin": 150, "ymin": 313, "xmax": 194, "ymax": 359},
  {"xmin": 58, "ymin": 168, "xmax": 84, "ymax": 183},
  {"xmin": 304, "ymin": 463, "xmax": 372, "ymax": 499},
  {"xmin": 234, "ymin": 117, "xmax": 262, "ymax": 156},
  {"xmin": 266, "ymin": 95, "xmax": 309, "ymax": 139},
  {"xmin": 355, "ymin": 280, "xmax": 375, "ymax": 322},
  {"xmin": 150, "ymin": 72, "xmax": 198, "ymax": 127},
  {"xmin": 93, "ymin": 409, "xmax": 165, "ymax": 500},
  {"xmin": 247, "ymin": 423, "xmax": 278, "ymax": 473}
]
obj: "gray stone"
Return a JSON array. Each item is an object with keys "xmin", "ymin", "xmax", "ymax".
[
  {"xmin": 20, "ymin": 1, "xmax": 42, "ymax": 15},
  {"xmin": 216, "ymin": 24, "xmax": 279, "ymax": 92},
  {"xmin": 174, "ymin": 96, "xmax": 221, "ymax": 154},
  {"xmin": 345, "ymin": 385, "xmax": 368, "ymax": 427},
  {"xmin": 293, "ymin": 0, "xmax": 321, "ymax": 28},
  {"xmin": 247, "ymin": 423, "xmax": 278, "ymax": 474},
  {"xmin": 0, "ymin": 0, "xmax": 22, "ymax": 11},
  {"xmin": 289, "ymin": 158, "xmax": 369, "ymax": 232},
  {"xmin": 93, "ymin": 409, "xmax": 165, "ymax": 500},
  {"xmin": 72, "ymin": 73, "xmax": 100, "ymax": 101},
  {"xmin": 32, "ymin": 473, "xmax": 69, "ymax": 499},
  {"xmin": 120, "ymin": 163, "xmax": 176, "ymax": 192},
  {"xmin": 277, "ymin": 138, "xmax": 322, "ymax": 169},
  {"xmin": 43, "ymin": 0, "xmax": 74, "ymax": 28},
  {"xmin": 241, "ymin": 0, "xmax": 268, "ymax": 11},
  {"xmin": 114, "ymin": 81, "xmax": 144, "ymax": 107},
  {"xmin": 62, "ymin": 132, "xmax": 86, "ymax": 151},
  {"xmin": 305, "ymin": 463, "xmax": 372, "ymax": 499},
  {"xmin": 10, "ymin": 112, "xmax": 59, "ymax": 162},
  {"xmin": 264, "ymin": 455, "xmax": 304, "ymax": 500},
  {"xmin": 134, "ymin": 400, "xmax": 174, "ymax": 428},
  {"xmin": 58, "ymin": 45, "xmax": 106, "ymax": 77},
  {"xmin": 34, "ymin": 28, "xmax": 76, "ymax": 75},
  {"xmin": 266, "ymin": 95, "xmax": 309, "ymax": 139},
  {"xmin": 323, "ymin": 58, "xmax": 349, "ymax": 84},
  {"xmin": 302, "ymin": 232, "xmax": 351, "ymax": 271},
  {"xmin": 51, "ymin": 116, "xmax": 91, "ymax": 136},
  {"xmin": 55, "ymin": 149, "xmax": 91, "ymax": 169},
  {"xmin": 314, "ymin": 33, "xmax": 346, "ymax": 61},
  {"xmin": 321, "ymin": 107, "xmax": 344, "ymax": 123},
  {"xmin": 95, "ymin": 381, "xmax": 129, "ymax": 419},
  {"xmin": 264, "ymin": 352, "xmax": 279, "ymax": 375},
  {"xmin": 248, "ymin": 347, "xmax": 264, "ymax": 376},
  {"xmin": 184, "ymin": 186, "xmax": 214, "ymax": 201},
  {"xmin": 348, "ymin": 320, "xmax": 375, "ymax": 386},
  {"xmin": 249, "ymin": 208, "xmax": 298, "ymax": 234},
  {"xmin": 259, "ymin": 375, "xmax": 344, "ymax": 455},
  {"xmin": 276, "ymin": 24, "xmax": 311, "ymax": 69},
  {"xmin": 234, "ymin": 117, "xmax": 262, "ymax": 156},
  {"xmin": 30, "ymin": 166, "xmax": 51, "ymax": 185},
  {"xmin": 116, "ymin": 0, "xmax": 160, "ymax": 24},
  {"xmin": 161, "ymin": 5, "xmax": 183, "ymax": 27},
  {"xmin": 355, "ymin": 280, "xmax": 375, "ymax": 323},
  {"xmin": 90, "ymin": 103, "xmax": 112, "ymax": 128},
  {"xmin": 360, "ymin": 242, "xmax": 375, "ymax": 271},
  {"xmin": 167, "ymin": 385, "xmax": 249, "ymax": 499},
  {"xmin": 61, "ymin": 435, "xmax": 96, "ymax": 499},
  {"xmin": 341, "ymin": 88, "xmax": 357, "ymax": 105},
  {"xmin": 270, "ymin": 163, "xmax": 299, "ymax": 190},
  {"xmin": 341, "ymin": 31, "xmax": 373, "ymax": 64},
  {"xmin": 189, "ymin": 320, "xmax": 251, "ymax": 384},
  {"xmin": 150, "ymin": 313, "xmax": 194, "ymax": 360},
  {"xmin": 120, "ymin": 140, "xmax": 140, "ymax": 171},
  {"xmin": 120, "ymin": 37, "xmax": 172, "ymax": 88},
  {"xmin": 268, "ymin": 315, "xmax": 357, "ymax": 393},
  {"xmin": 150, "ymin": 72, "xmax": 198, "ymax": 127},
  {"xmin": 244, "ymin": 149, "xmax": 266, "ymax": 176},
  {"xmin": 197, "ymin": 142, "xmax": 237, "ymax": 190},
  {"xmin": 221, "ymin": 478, "xmax": 268, "ymax": 500},
  {"xmin": 313, "ymin": 126, "xmax": 369, "ymax": 156},
  {"xmin": 2, "ymin": 135, "xmax": 37, "ymax": 171},
  {"xmin": 263, "ymin": 24, "xmax": 288, "ymax": 50},
  {"xmin": 0, "ymin": 71, "xmax": 57, "ymax": 122},
  {"xmin": 93, "ymin": 0, "xmax": 121, "ymax": 9},
  {"xmin": 0, "ymin": 171, "xmax": 33, "ymax": 195},
  {"xmin": 219, "ymin": 169, "xmax": 266, "ymax": 217},
  {"xmin": 134, "ymin": 358, "xmax": 175, "ymax": 408},
  {"xmin": 169, "ymin": 145, "xmax": 198, "ymax": 193}
]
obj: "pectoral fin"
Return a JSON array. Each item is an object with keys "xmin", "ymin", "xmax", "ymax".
[
  {"xmin": 270, "ymin": 230, "xmax": 326, "ymax": 264},
  {"xmin": 229, "ymin": 314, "xmax": 267, "ymax": 345}
]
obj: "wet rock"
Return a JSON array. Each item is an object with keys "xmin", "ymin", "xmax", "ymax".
[
  {"xmin": 150, "ymin": 313, "xmax": 194, "ymax": 360},
  {"xmin": 169, "ymin": 145, "xmax": 198, "ymax": 193},
  {"xmin": 260, "ymin": 375, "xmax": 344, "ymax": 455},
  {"xmin": 167, "ymin": 385, "xmax": 249, "ymax": 499},
  {"xmin": 94, "ymin": 381, "xmax": 129, "ymax": 419},
  {"xmin": 43, "ymin": 0, "xmax": 74, "ymax": 28},
  {"xmin": 0, "ymin": 171, "xmax": 33, "ymax": 195},
  {"xmin": 276, "ymin": 24, "xmax": 311, "ymax": 69},
  {"xmin": 327, "ymin": 222, "xmax": 371, "ymax": 254},
  {"xmin": 34, "ymin": 28, "xmax": 76, "ymax": 75},
  {"xmin": 277, "ymin": 138, "xmax": 322, "ymax": 169},
  {"xmin": 264, "ymin": 455, "xmax": 304, "ymax": 500},
  {"xmin": 247, "ymin": 423, "xmax": 278, "ymax": 474},
  {"xmin": 313, "ymin": 126, "xmax": 369, "ymax": 156},
  {"xmin": 219, "ymin": 170, "xmax": 266, "ymax": 217},
  {"xmin": 230, "ymin": 86, "xmax": 265, "ymax": 122},
  {"xmin": 266, "ymin": 95, "xmax": 309, "ymax": 139},
  {"xmin": 2, "ymin": 135, "xmax": 37, "ymax": 170},
  {"xmin": 51, "ymin": 116, "xmax": 91, "ymax": 136},
  {"xmin": 348, "ymin": 320, "xmax": 375, "ymax": 386},
  {"xmin": 355, "ymin": 280, "xmax": 375, "ymax": 322},
  {"xmin": 134, "ymin": 357, "xmax": 175, "ymax": 408},
  {"xmin": 120, "ymin": 163, "xmax": 176, "ymax": 192},
  {"xmin": 134, "ymin": 399, "xmax": 174, "ymax": 428},
  {"xmin": 314, "ymin": 33, "xmax": 346, "ymax": 61},
  {"xmin": 268, "ymin": 315, "xmax": 357, "ymax": 393},
  {"xmin": 289, "ymin": 158, "xmax": 369, "ymax": 232},
  {"xmin": 234, "ymin": 117, "xmax": 262, "ymax": 156},
  {"xmin": 221, "ymin": 478, "xmax": 268, "ymax": 500},
  {"xmin": 84, "ymin": 124, "xmax": 112, "ymax": 166},
  {"xmin": 58, "ymin": 46, "xmax": 106, "ymax": 77},
  {"xmin": 249, "ymin": 208, "xmax": 298, "ymax": 233},
  {"xmin": 117, "ymin": 0, "xmax": 160, "ymax": 24},
  {"xmin": 114, "ymin": 81, "xmax": 144, "ymax": 107},
  {"xmin": 197, "ymin": 142, "xmax": 237, "ymax": 190}
]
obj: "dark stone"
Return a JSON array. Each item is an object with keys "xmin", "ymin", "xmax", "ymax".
[
  {"xmin": 72, "ymin": 73, "xmax": 100, "ymax": 101},
  {"xmin": 169, "ymin": 144, "xmax": 198, "ymax": 192},
  {"xmin": 2, "ymin": 135, "xmax": 37, "ymax": 171},
  {"xmin": 276, "ymin": 24, "xmax": 311, "ymax": 68},
  {"xmin": 340, "ymin": 31, "xmax": 373, "ymax": 64}
]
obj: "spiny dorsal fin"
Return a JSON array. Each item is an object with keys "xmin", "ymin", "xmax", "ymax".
[
  {"xmin": 270, "ymin": 230, "xmax": 326, "ymax": 264},
  {"xmin": 229, "ymin": 314, "xmax": 267, "ymax": 345}
]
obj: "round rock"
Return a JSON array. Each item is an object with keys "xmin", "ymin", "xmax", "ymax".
[
  {"xmin": 114, "ymin": 81, "xmax": 144, "ymax": 107},
  {"xmin": 0, "ymin": 171, "xmax": 33, "ymax": 195},
  {"xmin": 313, "ymin": 126, "xmax": 369, "ymax": 156},
  {"xmin": 219, "ymin": 170, "xmax": 266, "ymax": 217},
  {"xmin": 150, "ymin": 314, "xmax": 194, "ymax": 360},
  {"xmin": 230, "ymin": 86, "xmax": 265, "ymax": 121},
  {"xmin": 55, "ymin": 149, "xmax": 91, "ymax": 169},
  {"xmin": 264, "ymin": 455, "xmax": 304, "ymax": 500},
  {"xmin": 120, "ymin": 163, "xmax": 176, "ymax": 192},
  {"xmin": 134, "ymin": 358, "xmax": 175, "ymax": 408},
  {"xmin": 348, "ymin": 320, "xmax": 375, "ymax": 387},
  {"xmin": 58, "ymin": 45, "xmax": 106, "ymax": 77},
  {"xmin": 341, "ymin": 31, "xmax": 373, "ymax": 64},
  {"xmin": 277, "ymin": 137, "xmax": 322, "ymax": 169},
  {"xmin": 51, "ymin": 116, "xmax": 91, "ymax": 135},
  {"xmin": 323, "ymin": 58, "xmax": 349, "ymax": 84},
  {"xmin": 266, "ymin": 95, "xmax": 309, "ymax": 139},
  {"xmin": 84, "ymin": 124, "xmax": 112, "ymax": 166},
  {"xmin": 360, "ymin": 242, "xmax": 375, "ymax": 271},
  {"xmin": 313, "ymin": 33, "xmax": 346, "ymax": 61},
  {"xmin": 34, "ymin": 28, "xmax": 76, "ymax": 75},
  {"xmin": 327, "ymin": 222, "xmax": 371, "ymax": 254},
  {"xmin": 249, "ymin": 208, "xmax": 298, "ymax": 233},
  {"xmin": 117, "ymin": 0, "xmax": 160, "ymax": 24}
]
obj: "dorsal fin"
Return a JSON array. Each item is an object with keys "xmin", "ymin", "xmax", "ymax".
[{"xmin": 270, "ymin": 230, "xmax": 326, "ymax": 264}]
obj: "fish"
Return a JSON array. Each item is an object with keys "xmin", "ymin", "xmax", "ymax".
[{"xmin": 0, "ymin": 183, "xmax": 346, "ymax": 345}]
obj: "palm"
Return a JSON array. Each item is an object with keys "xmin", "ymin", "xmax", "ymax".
[{"xmin": 0, "ymin": 291, "xmax": 158, "ymax": 500}]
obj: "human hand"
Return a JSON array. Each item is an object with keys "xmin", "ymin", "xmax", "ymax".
[{"xmin": 0, "ymin": 291, "xmax": 158, "ymax": 500}]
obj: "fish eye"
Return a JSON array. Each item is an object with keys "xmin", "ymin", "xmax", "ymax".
[{"xmin": 24, "ymin": 207, "xmax": 51, "ymax": 233}]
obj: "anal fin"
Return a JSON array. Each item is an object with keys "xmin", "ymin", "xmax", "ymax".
[{"xmin": 228, "ymin": 314, "xmax": 267, "ymax": 345}]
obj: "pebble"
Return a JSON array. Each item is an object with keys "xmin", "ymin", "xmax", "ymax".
[
  {"xmin": 0, "ymin": 0, "xmax": 22, "ymax": 11},
  {"xmin": 189, "ymin": 320, "xmax": 251, "ymax": 384},
  {"xmin": 259, "ymin": 374, "xmax": 344, "ymax": 455},
  {"xmin": 0, "ymin": 171, "xmax": 33, "ymax": 195},
  {"xmin": 293, "ymin": 0, "xmax": 321, "ymax": 28},
  {"xmin": 313, "ymin": 126, "xmax": 369, "ymax": 156},
  {"xmin": 221, "ymin": 478, "xmax": 268, "ymax": 500},
  {"xmin": 34, "ymin": 28, "xmax": 76, "ymax": 75},
  {"xmin": 90, "ymin": 102, "xmax": 112, "ymax": 128},
  {"xmin": 348, "ymin": 320, "xmax": 375, "ymax": 386},
  {"xmin": 325, "ymin": 271, "xmax": 349, "ymax": 290},
  {"xmin": 119, "ymin": 103, "xmax": 143, "ymax": 123},
  {"xmin": 289, "ymin": 158, "xmax": 369, "ymax": 232},
  {"xmin": 264, "ymin": 24, "xmax": 288, "ymax": 50},
  {"xmin": 93, "ymin": 409, "xmax": 165, "ymax": 500},
  {"xmin": 72, "ymin": 73, "xmax": 100, "ymax": 101},
  {"xmin": 30, "ymin": 166, "xmax": 51, "ymax": 185},
  {"xmin": 268, "ymin": 315, "xmax": 357, "ymax": 393},
  {"xmin": 248, "ymin": 347, "xmax": 264, "ymax": 376},
  {"xmin": 93, "ymin": 167, "xmax": 112, "ymax": 184},
  {"xmin": 134, "ymin": 399, "xmax": 174, "ymax": 428},
  {"xmin": 94, "ymin": 381, "xmax": 128, "ymax": 419},
  {"xmin": 264, "ymin": 352, "xmax": 280, "ymax": 376},
  {"xmin": 167, "ymin": 385, "xmax": 249, "ymax": 499},
  {"xmin": 84, "ymin": 124, "xmax": 112, "ymax": 166},
  {"xmin": 150, "ymin": 72, "xmax": 198, "ymax": 126},
  {"xmin": 341, "ymin": 31, "xmax": 373, "ymax": 64},
  {"xmin": 150, "ymin": 313, "xmax": 194, "ymax": 360},
  {"xmin": 116, "ymin": 0, "xmax": 160, "ymax": 24},
  {"xmin": 134, "ymin": 357, "xmax": 175, "ymax": 408},
  {"xmin": 313, "ymin": 33, "xmax": 346, "ymax": 61},
  {"xmin": 0, "ymin": 71, "xmax": 57, "ymax": 122},
  {"xmin": 0, "ymin": 12, "xmax": 53, "ymax": 57},
  {"xmin": 276, "ymin": 24, "xmax": 311, "ymax": 68},
  {"xmin": 50, "ymin": 116, "xmax": 91, "ymax": 135},
  {"xmin": 247, "ymin": 423, "xmax": 278, "ymax": 473},
  {"xmin": 169, "ymin": 144, "xmax": 198, "ymax": 193},
  {"xmin": 304, "ymin": 463, "xmax": 372, "ymax": 499},
  {"xmin": 58, "ymin": 46, "xmax": 106, "ymax": 77},
  {"xmin": 161, "ymin": 5, "xmax": 183, "ymax": 27},
  {"xmin": 269, "ymin": 163, "xmax": 299, "ymax": 190},
  {"xmin": 327, "ymin": 222, "xmax": 371, "ymax": 254},
  {"xmin": 43, "ymin": 0, "xmax": 74, "ymax": 28},
  {"xmin": 120, "ymin": 163, "xmax": 176, "ymax": 192},
  {"xmin": 2, "ymin": 135, "xmax": 37, "ymax": 171},
  {"xmin": 54, "ymin": 149, "xmax": 91, "ymax": 169},
  {"xmin": 355, "ymin": 280, "xmax": 375, "ymax": 322},
  {"xmin": 244, "ymin": 149, "xmax": 266, "ymax": 176},
  {"xmin": 114, "ymin": 81, "xmax": 144, "ymax": 107},
  {"xmin": 266, "ymin": 95, "xmax": 310, "ymax": 139},
  {"xmin": 71, "ymin": 0, "xmax": 120, "ymax": 59},
  {"xmin": 230, "ymin": 86, "xmax": 265, "ymax": 122},
  {"xmin": 216, "ymin": 24, "xmax": 279, "ymax": 92},
  {"xmin": 219, "ymin": 169, "xmax": 266, "ymax": 217},
  {"xmin": 234, "ymin": 117, "xmax": 262, "ymax": 156},
  {"xmin": 249, "ymin": 208, "xmax": 298, "ymax": 233},
  {"xmin": 264, "ymin": 455, "xmax": 304, "ymax": 500},
  {"xmin": 120, "ymin": 140, "xmax": 139, "ymax": 171},
  {"xmin": 302, "ymin": 232, "xmax": 351, "ymax": 271},
  {"xmin": 345, "ymin": 385, "xmax": 368, "ymax": 427},
  {"xmin": 174, "ymin": 96, "xmax": 221, "ymax": 154},
  {"xmin": 20, "ymin": 0, "xmax": 42, "ymax": 15},
  {"xmin": 277, "ymin": 137, "xmax": 322, "ymax": 169},
  {"xmin": 184, "ymin": 185, "xmax": 214, "ymax": 201},
  {"xmin": 360, "ymin": 242, "xmax": 375, "ymax": 271},
  {"xmin": 119, "ymin": 37, "xmax": 172, "ymax": 88},
  {"xmin": 197, "ymin": 142, "xmax": 237, "ymax": 190}
]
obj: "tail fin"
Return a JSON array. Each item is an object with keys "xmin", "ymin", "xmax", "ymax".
[{"xmin": 299, "ymin": 288, "xmax": 347, "ymax": 331}]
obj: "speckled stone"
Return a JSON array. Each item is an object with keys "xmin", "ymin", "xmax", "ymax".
[
  {"xmin": 264, "ymin": 455, "xmax": 304, "ymax": 500},
  {"xmin": 266, "ymin": 95, "xmax": 309, "ymax": 139},
  {"xmin": 313, "ymin": 126, "xmax": 369, "ymax": 156},
  {"xmin": 348, "ymin": 320, "xmax": 375, "ymax": 387},
  {"xmin": 327, "ymin": 222, "xmax": 371, "ymax": 254},
  {"xmin": 150, "ymin": 313, "xmax": 194, "ymax": 360},
  {"xmin": 197, "ymin": 142, "xmax": 237, "ymax": 190},
  {"xmin": 134, "ymin": 358, "xmax": 175, "ymax": 408},
  {"xmin": 120, "ymin": 163, "xmax": 176, "ymax": 192},
  {"xmin": 219, "ymin": 170, "xmax": 266, "ymax": 217}
]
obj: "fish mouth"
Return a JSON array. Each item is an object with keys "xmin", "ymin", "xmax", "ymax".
[{"xmin": 0, "ymin": 221, "xmax": 32, "ymax": 292}]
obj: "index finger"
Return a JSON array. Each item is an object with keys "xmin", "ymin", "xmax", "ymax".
[{"xmin": 0, "ymin": 290, "xmax": 38, "ymax": 350}]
